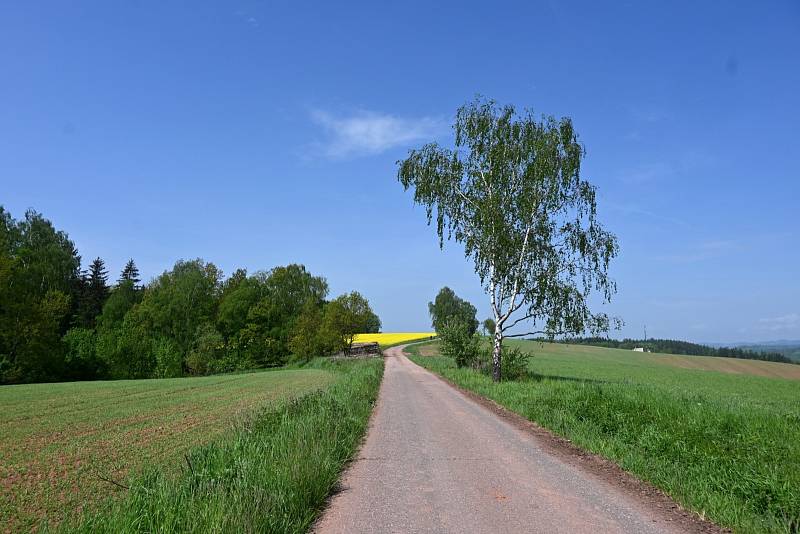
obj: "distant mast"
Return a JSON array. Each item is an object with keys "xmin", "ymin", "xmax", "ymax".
[{"xmin": 633, "ymin": 325, "xmax": 650, "ymax": 353}]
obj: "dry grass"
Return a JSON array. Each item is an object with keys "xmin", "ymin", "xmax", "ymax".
[{"xmin": 652, "ymin": 353, "xmax": 800, "ymax": 379}]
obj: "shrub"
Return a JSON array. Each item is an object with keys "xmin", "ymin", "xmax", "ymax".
[
  {"xmin": 439, "ymin": 318, "xmax": 481, "ymax": 368},
  {"xmin": 186, "ymin": 324, "xmax": 225, "ymax": 375},
  {"xmin": 498, "ymin": 346, "xmax": 531, "ymax": 380},
  {"xmin": 472, "ymin": 344, "xmax": 531, "ymax": 380}
]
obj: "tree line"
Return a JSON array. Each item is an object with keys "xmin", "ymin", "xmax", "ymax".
[
  {"xmin": 552, "ymin": 337, "xmax": 796, "ymax": 364},
  {"xmin": 0, "ymin": 207, "xmax": 381, "ymax": 384},
  {"xmin": 735, "ymin": 342, "xmax": 800, "ymax": 362}
]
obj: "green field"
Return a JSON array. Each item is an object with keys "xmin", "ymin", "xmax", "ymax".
[
  {"xmin": 407, "ymin": 340, "xmax": 800, "ymax": 533},
  {"xmin": 0, "ymin": 363, "xmax": 377, "ymax": 532}
]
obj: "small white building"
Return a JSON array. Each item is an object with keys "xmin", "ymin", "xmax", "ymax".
[{"xmin": 632, "ymin": 347, "xmax": 645, "ymax": 352}]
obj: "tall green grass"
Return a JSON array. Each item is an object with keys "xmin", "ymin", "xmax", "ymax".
[
  {"xmin": 61, "ymin": 357, "xmax": 383, "ymax": 533},
  {"xmin": 408, "ymin": 342, "xmax": 800, "ymax": 533}
]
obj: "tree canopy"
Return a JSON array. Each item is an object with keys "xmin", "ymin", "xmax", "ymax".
[
  {"xmin": 0, "ymin": 208, "xmax": 80, "ymax": 382},
  {"xmin": 0, "ymin": 206, "xmax": 381, "ymax": 384},
  {"xmin": 399, "ymin": 97, "xmax": 619, "ymax": 381},
  {"xmin": 428, "ymin": 287, "xmax": 478, "ymax": 336},
  {"xmin": 323, "ymin": 291, "xmax": 381, "ymax": 352}
]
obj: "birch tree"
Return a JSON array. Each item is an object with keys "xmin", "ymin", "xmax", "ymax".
[{"xmin": 398, "ymin": 97, "xmax": 620, "ymax": 381}]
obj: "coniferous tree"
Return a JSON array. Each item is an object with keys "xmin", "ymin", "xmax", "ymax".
[
  {"xmin": 76, "ymin": 257, "xmax": 110, "ymax": 327},
  {"xmin": 119, "ymin": 259, "xmax": 141, "ymax": 288},
  {"xmin": 89, "ymin": 257, "xmax": 108, "ymax": 279}
]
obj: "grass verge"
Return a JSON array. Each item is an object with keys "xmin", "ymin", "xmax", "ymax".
[
  {"xmin": 407, "ymin": 341, "xmax": 799, "ymax": 534},
  {"xmin": 58, "ymin": 357, "xmax": 383, "ymax": 533}
]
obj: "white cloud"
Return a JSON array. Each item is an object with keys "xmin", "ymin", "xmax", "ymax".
[
  {"xmin": 233, "ymin": 10, "xmax": 259, "ymax": 27},
  {"xmin": 310, "ymin": 109, "xmax": 445, "ymax": 158},
  {"xmin": 757, "ymin": 313, "xmax": 800, "ymax": 332}
]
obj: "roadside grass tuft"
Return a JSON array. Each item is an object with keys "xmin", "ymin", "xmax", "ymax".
[
  {"xmin": 408, "ymin": 341, "xmax": 800, "ymax": 533},
  {"xmin": 59, "ymin": 357, "xmax": 383, "ymax": 533}
]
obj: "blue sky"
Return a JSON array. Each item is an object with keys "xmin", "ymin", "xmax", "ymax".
[{"xmin": 1, "ymin": 1, "xmax": 798, "ymax": 343}]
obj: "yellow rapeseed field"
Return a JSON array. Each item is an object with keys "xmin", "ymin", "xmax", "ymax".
[{"xmin": 352, "ymin": 332, "xmax": 436, "ymax": 347}]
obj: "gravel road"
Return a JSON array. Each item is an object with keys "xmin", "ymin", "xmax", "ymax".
[{"xmin": 314, "ymin": 346, "xmax": 715, "ymax": 534}]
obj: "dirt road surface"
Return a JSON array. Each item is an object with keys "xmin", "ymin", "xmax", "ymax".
[{"xmin": 314, "ymin": 346, "xmax": 718, "ymax": 534}]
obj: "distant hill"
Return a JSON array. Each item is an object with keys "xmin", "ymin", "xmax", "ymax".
[
  {"xmin": 549, "ymin": 337, "xmax": 797, "ymax": 364},
  {"xmin": 733, "ymin": 342, "xmax": 800, "ymax": 362}
]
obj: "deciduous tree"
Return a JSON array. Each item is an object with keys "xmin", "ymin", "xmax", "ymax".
[
  {"xmin": 428, "ymin": 287, "xmax": 478, "ymax": 336},
  {"xmin": 288, "ymin": 299, "xmax": 329, "ymax": 363},
  {"xmin": 126, "ymin": 259, "xmax": 222, "ymax": 369},
  {"xmin": 0, "ymin": 208, "xmax": 80, "ymax": 382},
  {"xmin": 398, "ymin": 97, "xmax": 619, "ymax": 381},
  {"xmin": 236, "ymin": 265, "xmax": 329, "ymax": 366},
  {"xmin": 322, "ymin": 291, "xmax": 380, "ymax": 353},
  {"xmin": 96, "ymin": 280, "xmax": 141, "ymax": 331}
]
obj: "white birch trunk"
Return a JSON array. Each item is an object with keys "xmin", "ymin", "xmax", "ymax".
[{"xmin": 492, "ymin": 320, "xmax": 503, "ymax": 381}]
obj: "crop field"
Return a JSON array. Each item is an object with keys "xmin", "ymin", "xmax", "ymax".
[
  {"xmin": 68, "ymin": 357, "xmax": 383, "ymax": 533},
  {"xmin": 408, "ymin": 340, "xmax": 800, "ymax": 533},
  {"xmin": 353, "ymin": 332, "xmax": 436, "ymax": 347},
  {"xmin": 0, "ymin": 369, "xmax": 335, "ymax": 531}
]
